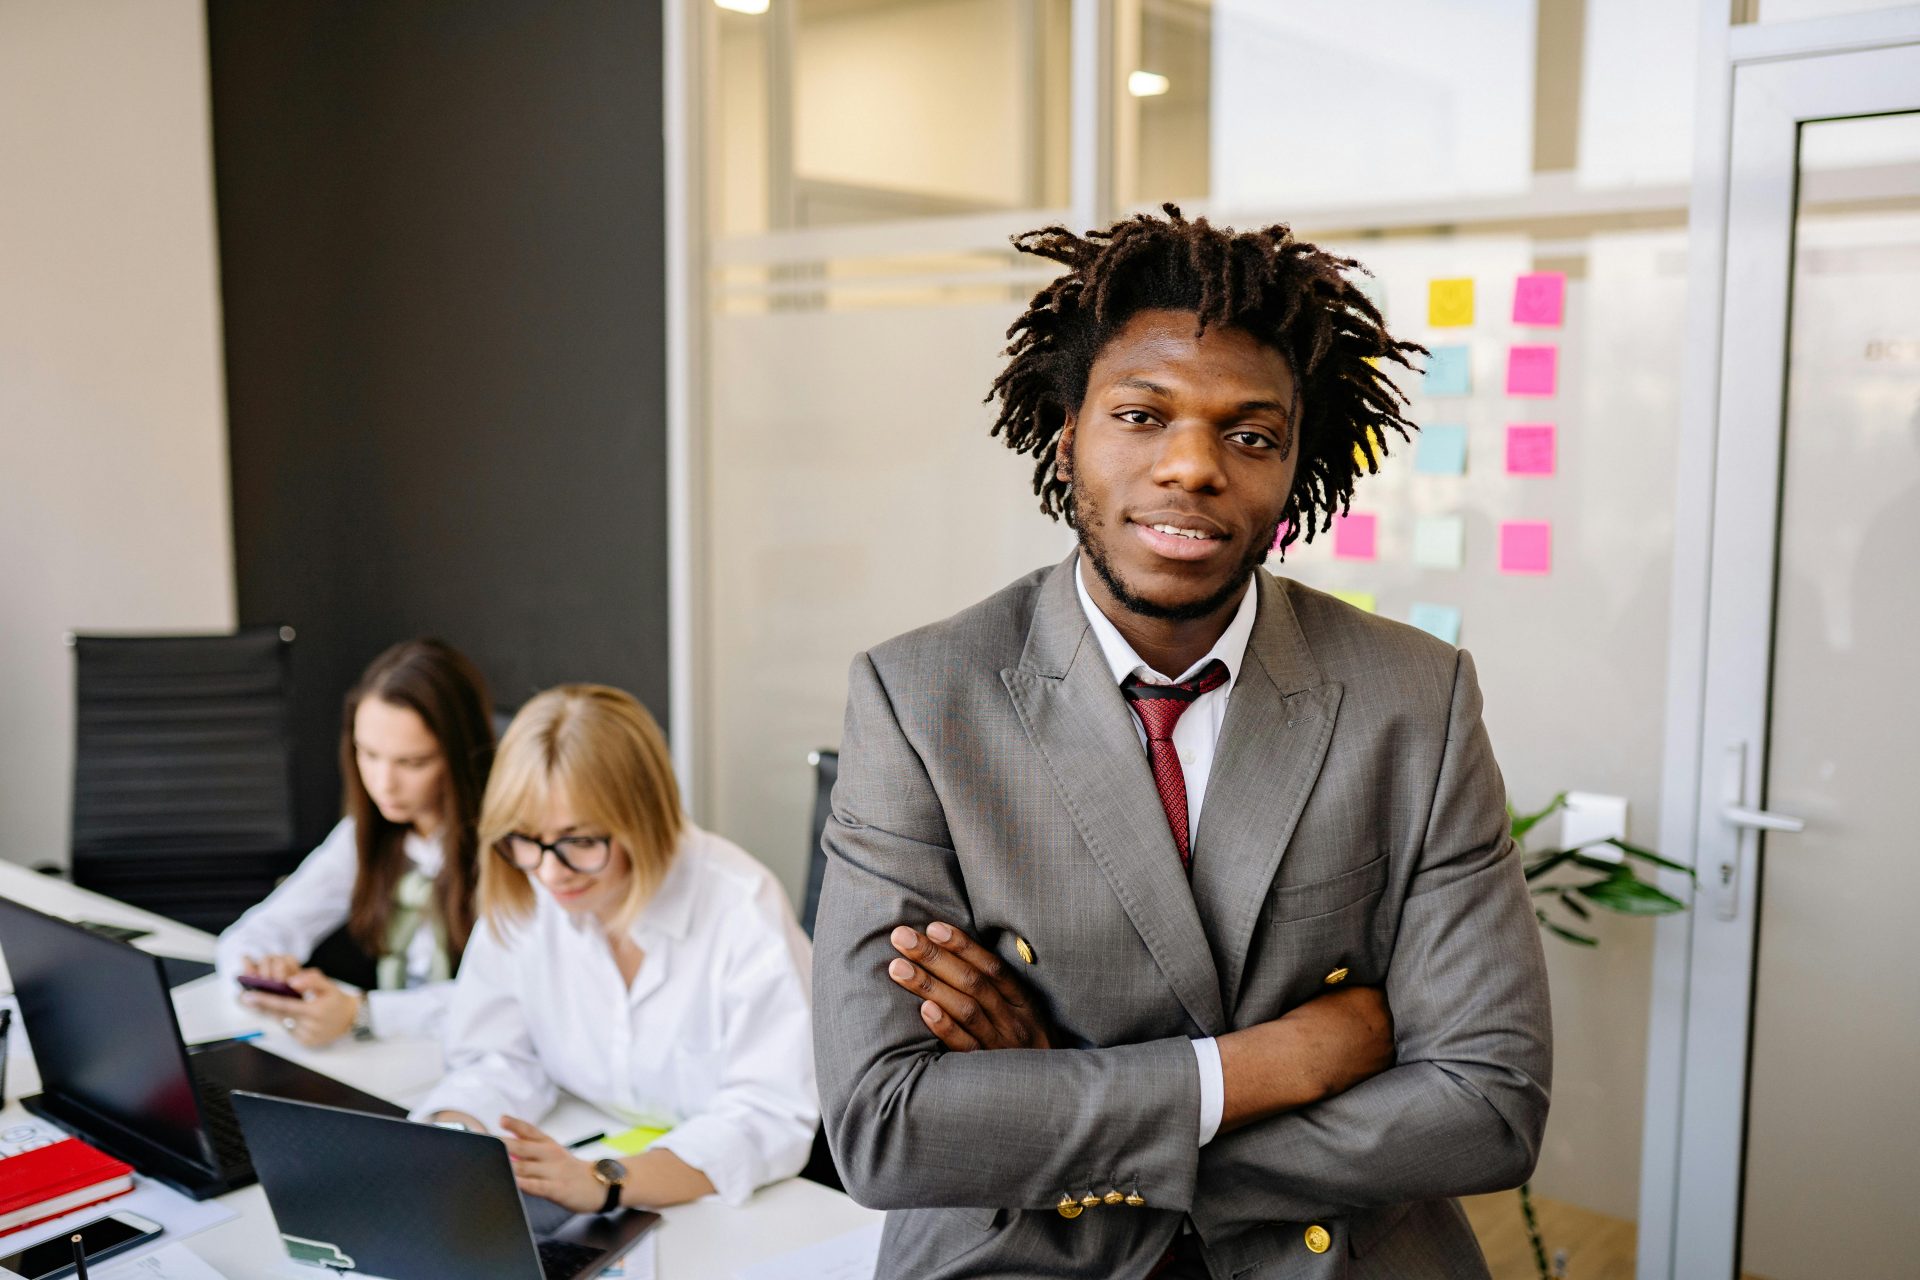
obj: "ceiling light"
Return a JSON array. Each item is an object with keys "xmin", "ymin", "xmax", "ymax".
[
  {"xmin": 1128, "ymin": 71, "xmax": 1171, "ymax": 98},
  {"xmin": 715, "ymin": 0, "xmax": 770, "ymax": 14}
]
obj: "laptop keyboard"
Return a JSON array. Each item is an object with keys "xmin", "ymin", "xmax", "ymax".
[
  {"xmin": 536, "ymin": 1238, "xmax": 604, "ymax": 1280},
  {"xmin": 188, "ymin": 1072, "xmax": 253, "ymax": 1172}
]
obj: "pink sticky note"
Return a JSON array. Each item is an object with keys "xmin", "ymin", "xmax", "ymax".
[
  {"xmin": 1506, "ymin": 424, "xmax": 1556, "ymax": 476},
  {"xmin": 1506, "ymin": 344, "xmax": 1558, "ymax": 397},
  {"xmin": 1499, "ymin": 521, "xmax": 1552, "ymax": 575},
  {"xmin": 1512, "ymin": 273, "xmax": 1565, "ymax": 326},
  {"xmin": 1333, "ymin": 513, "xmax": 1377, "ymax": 561}
]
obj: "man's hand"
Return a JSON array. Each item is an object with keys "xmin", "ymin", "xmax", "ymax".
[
  {"xmin": 1218, "ymin": 986, "xmax": 1394, "ymax": 1131},
  {"xmin": 240, "ymin": 968, "xmax": 362, "ymax": 1047},
  {"xmin": 887, "ymin": 922, "xmax": 1052, "ymax": 1052}
]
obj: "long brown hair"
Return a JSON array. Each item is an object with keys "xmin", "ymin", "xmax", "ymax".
[{"xmin": 339, "ymin": 639, "xmax": 494, "ymax": 966}]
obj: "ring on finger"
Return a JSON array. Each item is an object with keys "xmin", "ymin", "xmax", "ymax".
[{"xmin": 281, "ymin": 1017, "xmax": 297, "ymax": 1032}]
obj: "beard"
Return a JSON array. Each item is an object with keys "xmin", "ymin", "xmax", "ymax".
[{"xmin": 1074, "ymin": 486, "xmax": 1281, "ymax": 623}]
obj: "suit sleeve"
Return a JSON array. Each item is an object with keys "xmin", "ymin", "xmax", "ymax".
[
  {"xmin": 813, "ymin": 653, "xmax": 1204, "ymax": 1213},
  {"xmin": 1192, "ymin": 648, "xmax": 1553, "ymax": 1233}
]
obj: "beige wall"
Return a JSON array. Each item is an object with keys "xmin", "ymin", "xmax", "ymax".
[{"xmin": 0, "ymin": 0, "xmax": 235, "ymax": 869}]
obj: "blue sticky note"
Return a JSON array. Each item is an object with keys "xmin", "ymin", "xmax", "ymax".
[
  {"xmin": 1415, "ymin": 424, "xmax": 1468, "ymax": 476},
  {"xmin": 1409, "ymin": 602, "xmax": 1463, "ymax": 646},
  {"xmin": 1422, "ymin": 345, "xmax": 1472, "ymax": 397}
]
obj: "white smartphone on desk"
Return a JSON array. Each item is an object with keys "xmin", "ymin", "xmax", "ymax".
[{"xmin": 0, "ymin": 1211, "xmax": 162, "ymax": 1279}]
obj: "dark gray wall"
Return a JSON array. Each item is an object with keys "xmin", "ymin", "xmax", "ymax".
[{"xmin": 208, "ymin": 0, "xmax": 668, "ymax": 847}]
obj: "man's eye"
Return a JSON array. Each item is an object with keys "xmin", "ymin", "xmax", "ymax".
[
  {"xmin": 1230, "ymin": 430, "xmax": 1276, "ymax": 448},
  {"xmin": 1117, "ymin": 410, "xmax": 1157, "ymax": 426}
]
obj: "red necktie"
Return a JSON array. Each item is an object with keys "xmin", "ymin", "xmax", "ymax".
[{"xmin": 1120, "ymin": 659, "xmax": 1228, "ymax": 870}]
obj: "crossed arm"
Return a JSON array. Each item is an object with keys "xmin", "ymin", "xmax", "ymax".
[{"xmin": 814, "ymin": 649, "xmax": 1551, "ymax": 1223}]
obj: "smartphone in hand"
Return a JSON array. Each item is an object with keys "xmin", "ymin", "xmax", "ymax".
[{"xmin": 237, "ymin": 973, "xmax": 301, "ymax": 999}]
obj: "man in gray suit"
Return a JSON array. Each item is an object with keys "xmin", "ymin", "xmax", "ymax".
[{"xmin": 813, "ymin": 208, "xmax": 1552, "ymax": 1279}]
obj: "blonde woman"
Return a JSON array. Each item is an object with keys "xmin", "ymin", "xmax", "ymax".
[{"xmin": 413, "ymin": 685, "xmax": 817, "ymax": 1212}]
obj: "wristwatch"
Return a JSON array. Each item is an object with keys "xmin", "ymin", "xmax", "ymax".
[
  {"xmin": 590, "ymin": 1158, "xmax": 627, "ymax": 1214},
  {"xmin": 349, "ymin": 993, "xmax": 376, "ymax": 1042}
]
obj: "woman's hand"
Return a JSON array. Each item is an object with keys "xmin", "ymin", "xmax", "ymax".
[
  {"xmin": 241, "ymin": 953, "xmax": 302, "ymax": 983},
  {"xmin": 499, "ymin": 1116, "xmax": 607, "ymax": 1213},
  {"xmin": 240, "ymin": 968, "xmax": 361, "ymax": 1047}
]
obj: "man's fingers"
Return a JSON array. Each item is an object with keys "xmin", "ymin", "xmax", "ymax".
[
  {"xmin": 244, "ymin": 991, "xmax": 309, "ymax": 1017},
  {"xmin": 891, "ymin": 928, "xmax": 1009, "ymax": 1020},
  {"xmin": 887, "ymin": 958, "xmax": 993, "ymax": 1041},
  {"xmin": 924, "ymin": 922, "xmax": 1030, "ymax": 1008},
  {"xmin": 919, "ymin": 999, "xmax": 982, "ymax": 1052}
]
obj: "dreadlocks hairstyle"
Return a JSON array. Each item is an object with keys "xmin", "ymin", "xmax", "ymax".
[{"xmin": 987, "ymin": 204, "xmax": 1425, "ymax": 553}]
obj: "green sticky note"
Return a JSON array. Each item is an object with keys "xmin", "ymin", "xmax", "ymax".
[
  {"xmin": 605, "ymin": 1124, "xmax": 672, "ymax": 1155},
  {"xmin": 1330, "ymin": 589, "xmax": 1377, "ymax": 614}
]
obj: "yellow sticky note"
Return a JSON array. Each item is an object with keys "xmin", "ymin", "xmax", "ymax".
[
  {"xmin": 1428, "ymin": 278, "xmax": 1475, "ymax": 328},
  {"xmin": 1330, "ymin": 589, "xmax": 1377, "ymax": 613},
  {"xmin": 605, "ymin": 1124, "xmax": 672, "ymax": 1155}
]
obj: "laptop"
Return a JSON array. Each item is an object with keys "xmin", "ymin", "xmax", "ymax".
[
  {"xmin": 231, "ymin": 1092, "xmax": 660, "ymax": 1280},
  {"xmin": 0, "ymin": 895, "xmax": 404, "ymax": 1200}
]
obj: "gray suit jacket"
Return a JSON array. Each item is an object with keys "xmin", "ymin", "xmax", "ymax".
[{"xmin": 813, "ymin": 556, "xmax": 1552, "ymax": 1279}]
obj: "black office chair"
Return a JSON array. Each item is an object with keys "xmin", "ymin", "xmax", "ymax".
[
  {"xmin": 69, "ymin": 628, "xmax": 302, "ymax": 933},
  {"xmin": 800, "ymin": 748, "xmax": 838, "ymax": 939},
  {"xmin": 797, "ymin": 747, "xmax": 845, "ymax": 1193}
]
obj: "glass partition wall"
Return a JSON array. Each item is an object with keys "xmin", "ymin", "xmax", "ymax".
[{"xmin": 691, "ymin": 2, "xmax": 1713, "ymax": 1272}]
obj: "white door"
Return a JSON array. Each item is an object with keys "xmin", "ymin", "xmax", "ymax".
[{"xmin": 1670, "ymin": 39, "xmax": 1920, "ymax": 1280}]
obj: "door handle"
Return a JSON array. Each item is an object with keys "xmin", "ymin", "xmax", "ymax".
[
  {"xmin": 1713, "ymin": 743, "xmax": 1808, "ymax": 921},
  {"xmin": 1722, "ymin": 805, "xmax": 1806, "ymax": 834}
]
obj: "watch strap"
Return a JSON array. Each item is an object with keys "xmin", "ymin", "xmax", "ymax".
[{"xmin": 600, "ymin": 1179, "xmax": 622, "ymax": 1214}]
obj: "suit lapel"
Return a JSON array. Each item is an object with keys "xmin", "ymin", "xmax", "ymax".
[
  {"xmin": 1001, "ymin": 557, "xmax": 1227, "ymax": 1036},
  {"xmin": 1189, "ymin": 572, "xmax": 1343, "ymax": 1018}
]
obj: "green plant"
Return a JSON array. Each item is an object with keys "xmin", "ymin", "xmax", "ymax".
[{"xmin": 1508, "ymin": 792, "xmax": 1696, "ymax": 1280}]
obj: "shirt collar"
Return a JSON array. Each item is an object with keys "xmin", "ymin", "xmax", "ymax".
[{"xmin": 1074, "ymin": 556, "xmax": 1259, "ymax": 691}]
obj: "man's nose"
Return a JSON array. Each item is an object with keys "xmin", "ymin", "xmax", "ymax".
[{"xmin": 1151, "ymin": 420, "xmax": 1228, "ymax": 491}]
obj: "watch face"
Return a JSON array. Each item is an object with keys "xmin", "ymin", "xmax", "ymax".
[{"xmin": 593, "ymin": 1157, "xmax": 627, "ymax": 1185}]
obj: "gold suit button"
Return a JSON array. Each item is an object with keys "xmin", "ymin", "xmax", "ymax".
[
  {"xmin": 1016, "ymin": 936, "xmax": 1036, "ymax": 965},
  {"xmin": 1125, "ymin": 1191, "xmax": 1146, "ymax": 1208},
  {"xmin": 1080, "ymin": 1192, "xmax": 1101, "ymax": 1209},
  {"xmin": 1056, "ymin": 1193, "xmax": 1082, "ymax": 1219},
  {"xmin": 1324, "ymin": 967, "xmax": 1349, "ymax": 985},
  {"xmin": 1103, "ymin": 1190, "xmax": 1124, "ymax": 1205},
  {"xmin": 1304, "ymin": 1224, "xmax": 1331, "ymax": 1254}
]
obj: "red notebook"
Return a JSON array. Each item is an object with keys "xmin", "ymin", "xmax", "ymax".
[{"xmin": 0, "ymin": 1137, "xmax": 136, "ymax": 1234}]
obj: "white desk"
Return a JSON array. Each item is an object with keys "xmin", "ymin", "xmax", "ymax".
[{"xmin": 0, "ymin": 862, "xmax": 879, "ymax": 1279}]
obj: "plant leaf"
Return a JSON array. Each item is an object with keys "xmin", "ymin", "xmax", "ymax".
[
  {"xmin": 1511, "ymin": 792, "xmax": 1569, "ymax": 842},
  {"xmin": 1558, "ymin": 890, "xmax": 1591, "ymax": 920},
  {"xmin": 1523, "ymin": 849, "xmax": 1576, "ymax": 881},
  {"xmin": 1575, "ymin": 874, "xmax": 1688, "ymax": 916},
  {"xmin": 1537, "ymin": 912, "xmax": 1599, "ymax": 947},
  {"xmin": 1603, "ymin": 837, "xmax": 1696, "ymax": 879}
]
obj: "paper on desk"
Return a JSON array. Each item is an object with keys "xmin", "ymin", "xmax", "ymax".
[
  {"xmin": 95, "ymin": 1244, "xmax": 230, "ymax": 1280},
  {"xmin": 596, "ymin": 1231, "xmax": 657, "ymax": 1279},
  {"xmin": 0, "ymin": 1176, "xmax": 236, "ymax": 1268},
  {"xmin": 733, "ymin": 1222, "xmax": 882, "ymax": 1280}
]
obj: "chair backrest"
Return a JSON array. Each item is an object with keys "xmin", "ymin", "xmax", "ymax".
[
  {"xmin": 70, "ymin": 628, "xmax": 299, "ymax": 930},
  {"xmin": 800, "ymin": 748, "xmax": 838, "ymax": 938}
]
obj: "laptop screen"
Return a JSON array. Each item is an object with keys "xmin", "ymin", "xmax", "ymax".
[{"xmin": 0, "ymin": 897, "xmax": 208, "ymax": 1165}]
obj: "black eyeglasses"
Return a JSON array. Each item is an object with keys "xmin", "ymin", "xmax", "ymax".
[{"xmin": 497, "ymin": 833, "xmax": 614, "ymax": 874}]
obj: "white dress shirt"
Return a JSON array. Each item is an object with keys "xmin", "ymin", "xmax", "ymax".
[
  {"xmin": 1075, "ymin": 560, "xmax": 1258, "ymax": 1147},
  {"xmin": 410, "ymin": 824, "xmax": 819, "ymax": 1207},
  {"xmin": 215, "ymin": 817, "xmax": 451, "ymax": 1039}
]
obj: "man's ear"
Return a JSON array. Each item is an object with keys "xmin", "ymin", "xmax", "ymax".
[{"xmin": 1054, "ymin": 411, "xmax": 1076, "ymax": 484}]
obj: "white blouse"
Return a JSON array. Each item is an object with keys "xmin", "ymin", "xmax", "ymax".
[
  {"xmin": 214, "ymin": 817, "xmax": 453, "ymax": 1040},
  {"xmin": 410, "ymin": 825, "xmax": 818, "ymax": 1207}
]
